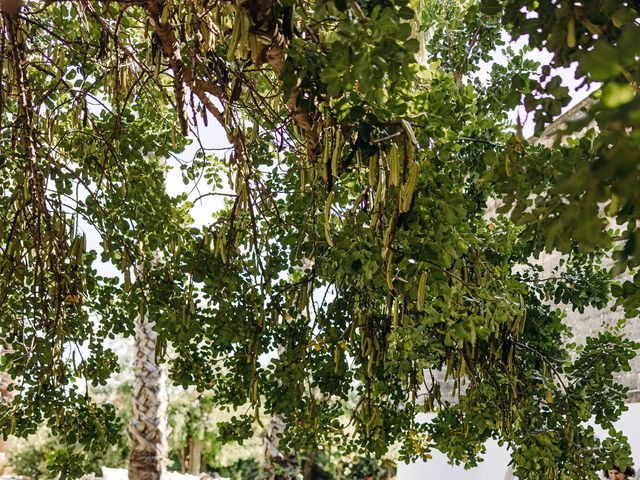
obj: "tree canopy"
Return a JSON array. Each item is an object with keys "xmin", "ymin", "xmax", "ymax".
[{"xmin": 0, "ymin": 1, "xmax": 639, "ymax": 479}]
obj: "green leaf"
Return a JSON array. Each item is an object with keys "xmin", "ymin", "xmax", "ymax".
[
  {"xmin": 619, "ymin": 25, "xmax": 640, "ymax": 63},
  {"xmin": 601, "ymin": 82, "xmax": 635, "ymax": 108},
  {"xmin": 479, "ymin": 0, "xmax": 501, "ymax": 16},
  {"xmin": 578, "ymin": 41, "xmax": 622, "ymax": 81}
]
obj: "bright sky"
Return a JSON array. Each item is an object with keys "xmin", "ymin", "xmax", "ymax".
[
  {"xmin": 480, "ymin": 35, "xmax": 597, "ymax": 138},
  {"xmin": 165, "ymin": 116, "xmax": 232, "ymax": 228}
]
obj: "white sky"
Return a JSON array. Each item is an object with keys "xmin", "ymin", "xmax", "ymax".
[
  {"xmin": 479, "ymin": 36, "xmax": 596, "ymax": 138},
  {"xmin": 165, "ymin": 117, "xmax": 232, "ymax": 228}
]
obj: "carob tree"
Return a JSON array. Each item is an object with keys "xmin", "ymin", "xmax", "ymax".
[{"xmin": 0, "ymin": 1, "xmax": 638, "ymax": 479}]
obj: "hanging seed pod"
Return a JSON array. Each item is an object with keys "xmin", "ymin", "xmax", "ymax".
[
  {"xmin": 389, "ymin": 143, "xmax": 401, "ymax": 187},
  {"xmin": 400, "ymin": 163, "xmax": 419, "ymax": 213},
  {"xmin": 368, "ymin": 154, "xmax": 379, "ymax": 187},
  {"xmin": 324, "ymin": 191, "xmax": 335, "ymax": 247},
  {"xmin": 331, "ymin": 128, "xmax": 343, "ymax": 178},
  {"xmin": 417, "ymin": 271, "xmax": 427, "ymax": 312}
]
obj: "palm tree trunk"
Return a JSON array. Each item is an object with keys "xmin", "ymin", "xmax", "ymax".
[{"xmin": 128, "ymin": 309, "xmax": 168, "ymax": 480}]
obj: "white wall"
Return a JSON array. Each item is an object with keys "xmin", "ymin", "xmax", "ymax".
[{"xmin": 398, "ymin": 404, "xmax": 640, "ymax": 480}]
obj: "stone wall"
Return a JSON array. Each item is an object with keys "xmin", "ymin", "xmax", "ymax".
[
  {"xmin": 536, "ymin": 249, "xmax": 640, "ymax": 401},
  {"xmin": 532, "ymin": 96, "xmax": 639, "ymax": 401}
]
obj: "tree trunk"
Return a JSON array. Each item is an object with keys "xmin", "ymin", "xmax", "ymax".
[
  {"xmin": 0, "ymin": 376, "xmax": 12, "ymax": 475},
  {"xmin": 302, "ymin": 451, "xmax": 314, "ymax": 480},
  {"xmin": 261, "ymin": 413, "xmax": 297, "ymax": 480},
  {"xmin": 0, "ymin": 348, "xmax": 15, "ymax": 475},
  {"xmin": 177, "ymin": 447, "xmax": 186, "ymax": 474},
  {"xmin": 128, "ymin": 310, "xmax": 168, "ymax": 480},
  {"xmin": 186, "ymin": 437, "xmax": 202, "ymax": 475},
  {"xmin": 411, "ymin": 0, "xmax": 427, "ymax": 64}
]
